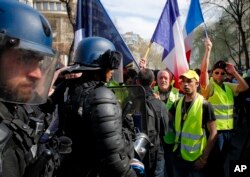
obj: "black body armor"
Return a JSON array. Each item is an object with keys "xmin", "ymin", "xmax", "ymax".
[
  {"xmin": 57, "ymin": 81, "xmax": 137, "ymax": 177},
  {"xmin": 0, "ymin": 103, "xmax": 39, "ymax": 177}
]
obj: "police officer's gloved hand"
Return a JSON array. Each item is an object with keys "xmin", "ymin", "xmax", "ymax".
[{"xmin": 130, "ymin": 158, "xmax": 145, "ymax": 176}]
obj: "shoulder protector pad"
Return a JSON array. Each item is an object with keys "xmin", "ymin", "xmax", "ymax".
[{"xmin": 88, "ymin": 86, "xmax": 117, "ymax": 105}]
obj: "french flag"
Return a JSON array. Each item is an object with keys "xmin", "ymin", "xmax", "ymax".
[
  {"xmin": 183, "ymin": 0, "xmax": 205, "ymax": 63},
  {"xmin": 151, "ymin": 0, "xmax": 189, "ymax": 84},
  {"xmin": 73, "ymin": 0, "xmax": 86, "ymax": 51},
  {"xmin": 73, "ymin": 0, "xmax": 136, "ymax": 67}
]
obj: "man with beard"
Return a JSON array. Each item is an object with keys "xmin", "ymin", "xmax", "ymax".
[
  {"xmin": 0, "ymin": 1, "xmax": 58, "ymax": 177},
  {"xmin": 169, "ymin": 70, "xmax": 217, "ymax": 177}
]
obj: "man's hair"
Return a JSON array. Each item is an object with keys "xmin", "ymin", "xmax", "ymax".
[
  {"xmin": 138, "ymin": 68, "xmax": 154, "ymax": 86},
  {"xmin": 157, "ymin": 68, "xmax": 174, "ymax": 80},
  {"xmin": 212, "ymin": 60, "xmax": 227, "ymax": 71},
  {"xmin": 124, "ymin": 68, "xmax": 138, "ymax": 82}
]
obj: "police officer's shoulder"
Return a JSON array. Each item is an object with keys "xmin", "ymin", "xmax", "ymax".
[{"xmin": 88, "ymin": 86, "xmax": 117, "ymax": 104}]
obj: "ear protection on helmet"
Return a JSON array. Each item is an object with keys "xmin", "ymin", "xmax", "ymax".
[
  {"xmin": 94, "ymin": 50, "xmax": 122, "ymax": 69},
  {"xmin": 0, "ymin": 34, "xmax": 20, "ymax": 48}
]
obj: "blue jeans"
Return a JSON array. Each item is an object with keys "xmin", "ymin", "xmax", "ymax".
[
  {"xmin": 154, "ymin": 158, "xmax": 166, "ymax": 177},
  {"xmin": 173, "ymin": 154, "xmax": 205, "ymax": 177},
  {"xmin": 217, "ymin": 131, "xmax": 233, "ymax": 152},
  {"xmin": 214, "ymin": 131, "xmax": 233, "ymax": 177}
]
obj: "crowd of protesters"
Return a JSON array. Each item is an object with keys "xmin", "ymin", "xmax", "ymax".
[
  {"xmin": 122, "ymin": 38, "xmax": 250, "ymax": 177},
  {"xmin": 52, "ymin": 38, "xmax": 250, "ymax": 177}
]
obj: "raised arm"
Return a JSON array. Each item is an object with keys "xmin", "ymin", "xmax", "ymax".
[
  {"xmin": 139, "ymin": 58, "xmax": 147, "ymax": 70},
  {"xmin": 200, "ymin": 38, "xmax": 213, "ymax": 90},
  {"xmin": 225, "ymin": 63, "xmax": 249, "ymax": 93}
]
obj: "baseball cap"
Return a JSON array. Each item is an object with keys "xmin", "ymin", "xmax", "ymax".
[{"xmin": 180, "ymin": 70, "xmax": 199, "ymax": 82}]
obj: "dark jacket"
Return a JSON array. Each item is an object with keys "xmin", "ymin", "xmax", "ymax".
[{"xmin": 143, "ymin": 86, "xmax": 168, "ymax": 176}]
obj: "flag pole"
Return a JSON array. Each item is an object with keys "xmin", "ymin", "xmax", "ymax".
[
  {"xmin": 203, "ymin": 22, "xmax": 208, "ymax": 38},
  {"xmin": 143, "ymin": 42, "xmax": 152, "ymax": 60}
]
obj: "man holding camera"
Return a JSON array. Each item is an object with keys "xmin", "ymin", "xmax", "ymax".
[{"xmin": 200, "ymin": 38, "xmax": 249, "ymax": 176}]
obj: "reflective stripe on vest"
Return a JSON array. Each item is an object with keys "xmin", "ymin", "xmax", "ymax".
[
  {"xmin": 173, "ymin": 94, "xmax": 207, "ymax": 161},
  {"xmin": 208, "ymin": 78, "xmax": 234, "ymax": 130}
]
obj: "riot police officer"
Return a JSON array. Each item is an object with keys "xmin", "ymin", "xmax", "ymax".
[
  {"xmin": 56, "ymin": 37, "xmax": 141, "ymax": 177},
  {"xmin": 0, "ymin": 1, "xmax": 58, "ymax": 176}
]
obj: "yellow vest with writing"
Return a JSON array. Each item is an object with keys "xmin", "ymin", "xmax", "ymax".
[{"xmin": 173, "ymin": 95, "xmax": 207, "ymax": 161}]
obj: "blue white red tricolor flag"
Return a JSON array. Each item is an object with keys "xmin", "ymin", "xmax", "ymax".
[
  {"xmin": 151, "ymin": 0, "xmax": 189, "ymax": 83},
  {"xmin": 74, "ymin": 0, "xmax": 137, "ymax": 67},
  {"xmin": 183, "ymin": 0, "xmax": 205, "ymax": 63}
]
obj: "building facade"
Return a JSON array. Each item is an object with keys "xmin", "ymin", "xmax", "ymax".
[{"xmin": 18, "ymin": 0, "xmax": 76, "ymax": 66}]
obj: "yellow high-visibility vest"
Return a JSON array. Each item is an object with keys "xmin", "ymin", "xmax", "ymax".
[
  {"xmin": 154, "ymin": 82, "xmax": 179, "ymax": 111},
  {"xmin": 208, "ymin": 78, "xmax": 234, "ymax": 130},
  {"xmin": 173, "ymin": 94, "xmax": 207, "ymax": 161}
]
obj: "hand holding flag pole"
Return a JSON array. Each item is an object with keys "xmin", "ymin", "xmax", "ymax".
[
  {"xmin": 139, "ymin": 42, "xmax": 152, "ymax": 70},
  {"xmin": 203, "ymin": 22, "xmax": 208, "ymax": 38}
]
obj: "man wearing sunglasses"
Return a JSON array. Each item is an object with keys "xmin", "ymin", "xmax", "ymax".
[{"xmin": 200, "ymin": 38, "xmax": 249, "ymax": 176}]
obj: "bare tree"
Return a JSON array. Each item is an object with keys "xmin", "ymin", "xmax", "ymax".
[
  {"xmin": 203, "ymin": 0, "xmax": 250, "ymax": 69},
  {"xmin": 60, "ymin": 0, "xmax": 76, "ymax": 65}
]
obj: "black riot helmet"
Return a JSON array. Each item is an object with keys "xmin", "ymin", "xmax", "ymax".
[{"xmin": 68, "ymin": 37, "xmax": 122, "ymax": 72}]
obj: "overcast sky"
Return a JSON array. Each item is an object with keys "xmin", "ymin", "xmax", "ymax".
[{"xmin": 100, "ymin": 0, "xmax": 219, "ymax": 40}]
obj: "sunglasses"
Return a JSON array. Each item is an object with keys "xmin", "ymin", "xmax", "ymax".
[{"xmin": 214, "ymin": 71, "xmax": 225, "ymax": 76}]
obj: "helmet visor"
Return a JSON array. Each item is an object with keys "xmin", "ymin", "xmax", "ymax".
[{"xmin": 0, "ymin": 48, "xmax": 58, "ymax": 104}]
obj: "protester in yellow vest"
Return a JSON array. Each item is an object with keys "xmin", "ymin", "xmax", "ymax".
[
  {"xmin": 153, "ymin": 68, "xmax": 180, "ymax": 177},
  {"xmin": 154, "ymin": 69, "xmax": 180, "ymax": 143},
  {"xmin": 169, "ymin": 70, "xmax": 217, "ymax": 177},
  {"xmin": 200, "ymin": 38, "xmax": 249, "ymax": 177}
]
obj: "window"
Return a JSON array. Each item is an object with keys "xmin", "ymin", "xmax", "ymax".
[
  {"xmin": 62, "ymin": 3, "xmax": 66, "ymax": 11},
  {"xmin": 49, "ymin": 2, "xmax": 55, "ymax": 11},
  {"xmin": 43, "ymin": 2, "xmax": 49, "ymax": 11},
  {"xmin": 36, "ymin": 2, "xmax": 42, "ymax": 10},
  {"xmin": 56, "ymin": 2, "xmax": 61, "ymax": 11}
]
